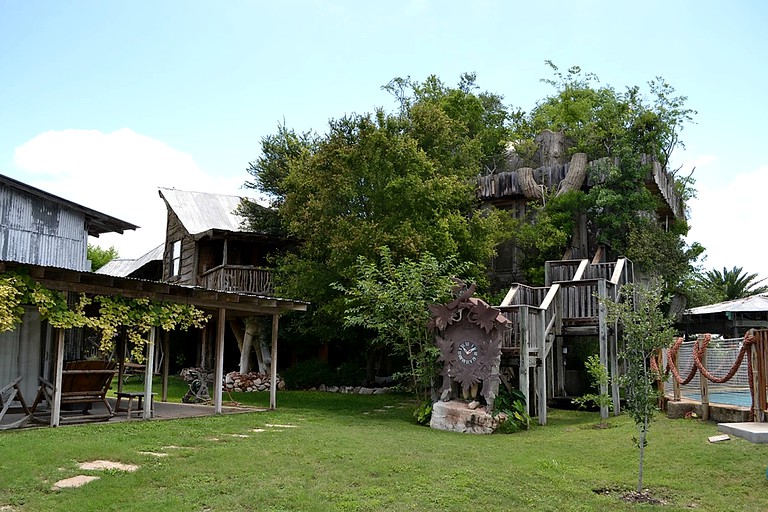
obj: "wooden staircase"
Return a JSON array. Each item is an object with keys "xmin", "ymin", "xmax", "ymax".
[{"xmin": 496, "ymin": 257, "xmax": 634, "ymax": 425}]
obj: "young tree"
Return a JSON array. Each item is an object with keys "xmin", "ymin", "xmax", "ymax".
[
  {"xmin": 602, "ymin": 283, "xmax": 676, "ymax": 495},
  {"xmin": 87, "ymin": 244, "xmax": 119, "ymax": 271},
  {"xmin": 333, "ymin": 247, "xmax": 466, "ymax": 404}
]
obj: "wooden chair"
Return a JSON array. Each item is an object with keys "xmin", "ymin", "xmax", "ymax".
[
  {"xmin": 0, "ymin": 377, "xmax": 31, "ymax": 430},
  {"xmin": 31, "ymin": 360, "xmax": 117, "ymax": 423}
]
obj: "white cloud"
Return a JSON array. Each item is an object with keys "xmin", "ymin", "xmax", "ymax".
[
  {"xmin": 686, "ymin": 163, "xmax": 768, "ymax": 279},
  {"xmin": 13, "ymin": 128, "xmax": 254, "ymax": 259}
]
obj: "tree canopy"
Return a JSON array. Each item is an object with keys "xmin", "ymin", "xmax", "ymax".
[
  {"xmin": 87, "ymin": 244, "xmax": 119, "ymax": 271},
  {"xmin": 241, "ymin": 65, "xmax": 702, "ymax": 362},
  {"xmin": 242, "ymin": 73, "xmax": 513, "ymax": 350},
  {"xmin": 507, "ymin": 62, "xmax": 701, "ymax": 294}
]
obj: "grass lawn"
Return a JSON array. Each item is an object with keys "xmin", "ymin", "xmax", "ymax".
[{"xmin": 1, "ymin": 379, "xmax": 767, "ymax": 511}]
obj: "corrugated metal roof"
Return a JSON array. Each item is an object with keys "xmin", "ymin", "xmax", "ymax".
[
  {"xmin": 96, "ymin": 243, "xmax": 164, "ymax": 277},
  {"xmin": 158, "ymin": 188, "xmax": 256, "ymax": 236},
  {"xmin": 685, "ymin": 294, "xmax": 768, "ymax": 315}
]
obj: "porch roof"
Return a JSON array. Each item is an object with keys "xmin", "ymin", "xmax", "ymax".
[{"xmin": 0, "ymin": 260, "xmax": 308, "ymax": 316}]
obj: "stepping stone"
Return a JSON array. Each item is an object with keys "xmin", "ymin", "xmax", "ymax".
[
  {"xmin": 52, "ymin": 475, "xmax": 100, "ymax": 490},
  {"xmin": 79, "ymin": 460, "xmax": 138, "ymax": 472}
]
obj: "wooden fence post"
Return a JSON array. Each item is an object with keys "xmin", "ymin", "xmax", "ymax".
[{"xmin": 698, "ymin": 335, "xmax": 709, "ymax": 421}]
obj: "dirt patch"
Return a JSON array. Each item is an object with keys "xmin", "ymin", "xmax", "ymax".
[
  {"xmin": 52, "ymin": 475, "xmax": 100, "ymax": 490},
  {"xmin": 139, "ymin": 451, "xmax": 169, "ymax": 457},
  {"xmin": 593, "ymin": 486, "xmax": 668, "ymax": 505},
  {"xmin": 265, "ymin": 424, "xmax": 298, "ymax": 428},
  {"xmin": 79, "ymin": 460, "xmax": 139, "ymax": 472}
]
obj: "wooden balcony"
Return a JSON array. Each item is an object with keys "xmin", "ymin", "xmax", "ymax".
[{"xmin": 199, "ymin": 265, "xmax": 275, "ymax": 295}]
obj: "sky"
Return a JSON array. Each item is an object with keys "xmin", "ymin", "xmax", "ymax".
[{"xmin": 1, "ymin": 0, "xmax": 767, "ymax": 281}]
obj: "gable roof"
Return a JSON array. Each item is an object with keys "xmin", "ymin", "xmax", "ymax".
[
  {"xmin": 158, "ymin": 188, "xmax": 257, "ymax": 237},
  {"xmin": 0, "ymin": 173, "xmax": 139, "ymax": 236},
  {"xmin": 96, "ymin": 243, "xmax": 164, "ymax": 277},
  {"xmin": 685, "ymin": 294, "xmax": 768, "ymax": 315}
]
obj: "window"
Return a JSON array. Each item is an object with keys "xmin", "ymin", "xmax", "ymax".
[{"xmin": 171, "ymin": 240, "xmax": 181, "ymax": 276}]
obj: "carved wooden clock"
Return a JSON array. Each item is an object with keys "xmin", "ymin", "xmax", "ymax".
[{"xmin": 428, "ymin": 280, "xmax": 509, "ymax": 411}]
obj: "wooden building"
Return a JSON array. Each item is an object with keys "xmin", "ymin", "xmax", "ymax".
[
  {"xmin": 0, "ymin": 176, "xmax": 306, "ymax": 428},
  {"xmin": 158, "ymin": 188, "xmax": 293, "ymax": 295},
  {"xmin": 681, "ymin": 295, "xmax": 768, "ymax": 338},
  {"xmin": 0, "ymin": 173, "xmax": 137, "ymax": 402}
]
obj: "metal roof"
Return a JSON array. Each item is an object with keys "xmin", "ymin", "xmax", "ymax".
[
  {"xmin": 685, "ymin": 294, "xmax": 768, "ymax": 315},
  {"xmin": 96, "ymin": 243, "xmax": 164, "ymax": 277},
  {"xmin": 158, "ymin": 188, "xmax": 260, "ymax": 237},
  {"xmin": 0, "ymin": 173, "xmax": 139, "ymax": 236}
]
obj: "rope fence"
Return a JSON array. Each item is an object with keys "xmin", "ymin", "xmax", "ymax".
[{"xmin": 651, "ymin": 329, "xmax": 768, "ymax": 421}]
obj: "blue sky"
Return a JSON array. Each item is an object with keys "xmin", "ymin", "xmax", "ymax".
[{"xmin": 1, "ymin": 0, "xmax": 767, "ymax": 281}]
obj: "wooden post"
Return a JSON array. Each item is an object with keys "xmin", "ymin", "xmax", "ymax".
[
  {"xmin": 269, "ymin": 314, "xmax": 279, "ymax": 410},
  {"xmin": 610, "ymin": 320, "xmax": 621, "ymax": 415},
  {"xmin": 538, "ymin": 312, "xmax": 547, "ymax": 426},
  {"xmin": 751, "ymin": 345, "xmax": 763, "ymax": 422},
  {"xmin": 672, "ymin": 348, "xmax": 681, "ymax": 401},
  {"xmin": 759, "ymin": 332, "xmax": 768, "ymax": 417},
  {"xmin": 698, "ymin": 335, "xmax": 709, "ymax": 421},
  {"xmin": 162, "ymin": 331, "xmax": 170, "ymax": 403},
  {"xmin": 214, "ymin": 308, "xmax": 226, "ymax": 414},
  {"xmin": 51, "ymin": 328, "xmax": 65, "ymax": 428},
  {"xmin": 143, "ymin": 327, "xmax": 156, "ymax": 420},
  {"xmin": 519, "ymin": 306, "xmax": 530, "ymax": 416},
  {"xmin": 597, "ymin": 279, "xmax": 609, "ymax": 420},
  {"xmin": 116, "ymin": 332, "xmax": 125, "ymax": 394}
]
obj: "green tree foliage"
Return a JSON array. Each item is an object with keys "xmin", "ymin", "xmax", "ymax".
[
  {"xmin": 242, "ymin": 74, "xmax": 513, "ymax": 350},
  {"xmin": 602, "ymin": 283, "xmax": 676, "ymax": 494},
  {"xmin": 693, "ymin": 266, "xmax": 768, "ymax": 304},
  {"xmin": 509, "ymin": 62, "xmax": 700, "ymax": 292},
  {"xmin": 87, "ymin": 244, "xmax": 119, "ymax": 271},
  {"xmin": 333, "ymin": 247, "xmax": 465, "ymax": 403}
]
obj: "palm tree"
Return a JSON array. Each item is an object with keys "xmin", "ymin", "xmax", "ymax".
[{"xmin": 697, "ymin": 266, "xmax": 768, "ymax": 303}]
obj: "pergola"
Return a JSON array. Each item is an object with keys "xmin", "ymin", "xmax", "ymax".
[{"xmin": 0, "ymin": 260, "xmax": 308, "ymax": 427}]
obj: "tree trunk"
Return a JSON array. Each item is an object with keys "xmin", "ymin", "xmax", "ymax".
[
  {"xmin": 245, "ymin": 317, "xmax": 267, "ymax": 374},
  {"xmin": 556, "ymin": 152, "xmax": 588, "ymax": 196},
  {"xmin": 534, "ymin": 129, "xmax": 569, "ymax": 167},
  {"xmin": 518, "ymin": 167, "xmax": 543, "ymax": 199}
]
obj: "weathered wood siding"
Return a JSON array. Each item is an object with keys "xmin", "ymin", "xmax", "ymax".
[
  {"xmin": 162, "ymin": 209, "xmax": 197, "ymax": 286},
  {"xmin": 0, "ymin": 183, "xmax": 89, "ymax": 271}
]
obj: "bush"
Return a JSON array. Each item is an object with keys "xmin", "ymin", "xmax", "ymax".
[
  {"xmin": 281, "ymin": 359, "xmax": 367, "ymax": 390},
  {"xmin": 281, "ymin": 359, "xmax": 336, "ymax": 390}
]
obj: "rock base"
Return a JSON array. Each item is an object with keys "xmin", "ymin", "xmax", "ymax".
[{"xmin": 429, "ymin": 400, "xmax": 503, "ymax": 434}]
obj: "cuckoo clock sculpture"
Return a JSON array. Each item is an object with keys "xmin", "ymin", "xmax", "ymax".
[{"xmin": 428, "ymin": 279, "xmax": 509, "ymax": 412}]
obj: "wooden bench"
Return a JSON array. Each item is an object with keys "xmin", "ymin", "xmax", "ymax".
[
  {"xmin": 31, "ymin": 360, "xmax": 117, "ymax": 423},
  {"xmin": 0, "ymin": 377, "xmax": 31, "ymax": 430},
  {"xmin": 115, "ymin": 391, "xmax": 156, "ymax": 419}
]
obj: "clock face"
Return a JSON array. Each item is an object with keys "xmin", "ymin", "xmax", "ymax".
[{"xmin": 456, "ymin": 340, "xmax": 479, "ymax": 365}]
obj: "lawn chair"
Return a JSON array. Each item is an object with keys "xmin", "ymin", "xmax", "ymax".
[
  {"xmin": 0, "ymin": 377, "xmax": 31, "ymax": 430},
  {"xmin": 30, "ymin": 360, "xmax": 117, "ymax": 423},
  {"xmin": 181, "ymin": 368, "xmax": 211, "ymax": 404}
]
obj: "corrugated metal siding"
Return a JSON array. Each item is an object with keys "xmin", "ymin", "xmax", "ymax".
[{"xmin": 0, "ymin": 184, "xmax": 89, "ymax": 270}]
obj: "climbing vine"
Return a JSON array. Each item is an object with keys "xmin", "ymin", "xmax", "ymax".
[{"xmin": 0, "ymin": 271, "xmax": 209, "ymax": 361}]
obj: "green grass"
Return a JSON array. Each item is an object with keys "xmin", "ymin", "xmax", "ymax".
[{"xmin": 2, "ymin": 385, "xmax": 768, "ymax": 511}]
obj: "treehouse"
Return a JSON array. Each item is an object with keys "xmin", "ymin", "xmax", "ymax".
[
  {"xmin": 158, "ymin": 188, "xmax": 294, "ymax": 294},
  {"xmin": 476, "ymin": 130, "xmax": 685, "ymax": 425}
]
